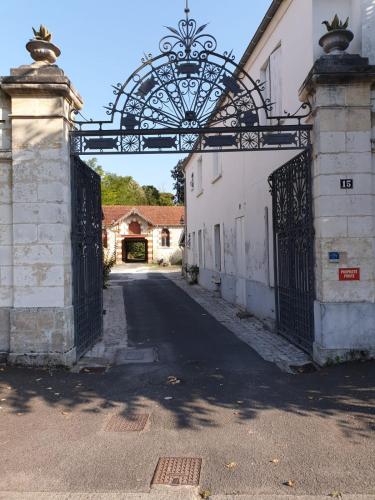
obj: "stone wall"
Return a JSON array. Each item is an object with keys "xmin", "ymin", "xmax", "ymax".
[
  {"xmin": 0, "ymin": 63, "xmax": 83, "ymax": 366},
  {"xmin": 0, "ymin": 89, "xmax": 12, "ymax": 361},
  {"xmin": 300, "ymin": 55, "xmax": 375, "ymax": 364}
]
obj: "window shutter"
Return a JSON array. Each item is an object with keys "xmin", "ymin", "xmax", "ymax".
[{"xmin": 269, "ymin": 46, "xmax": 282, "ymax": 116}]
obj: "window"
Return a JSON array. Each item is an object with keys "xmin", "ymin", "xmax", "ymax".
[
  {"xmin": 103, "ymin": 229, "xmax": 108, "ymax": 248},
  {"xmin": 214, "ymin": 224, "xmax": 221, "ymax": 271},
  {"xmin": 197, "ymin": 156, "xmax": 203, "ymax": 194},
  {"xmin": 129, "ymin": 220, "xmax": 141, "ymax": 234},
  {"xmin": 212, "ymin": 152, "xmax": 222, "ymax": 181},
  {"xmin": 161, "ymin": 228, "xmax": 170, "ymax": 247},
  {"xmin": 198, "ymin": 229, "xmax": 203, "ymax": 267},
  {"xmin": 261, "ymin": 44, "xmax": 282, "ymax": 118}
]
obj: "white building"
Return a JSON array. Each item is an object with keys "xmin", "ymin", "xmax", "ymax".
[
  {"xmin": 103, "ymin": 205, "xmax": 184, "ymax": 265},
  {"xmin": 184, "ymin": 0, "xmax": 375, "ymax": 364}
]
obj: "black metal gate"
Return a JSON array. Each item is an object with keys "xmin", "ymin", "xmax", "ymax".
[
  {"xmin": 269, "ymin": 148, "xmax": 315, "ymax": 353},
  {"xmin": 71, "ymin": 155, "xmax": 103, "ymax": 357}
]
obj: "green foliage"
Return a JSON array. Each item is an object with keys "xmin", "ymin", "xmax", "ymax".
[
  {"xmin": 171, "ymin": 159, "xmax": 185, "ymax": 205},
  {"xmin": 159, "ymin": 192, "xmax": 174, "ymax": 206},
  {"xmin": 85, "ymin": 158, "xmax": 174, "ymax": 206},
  {"xmin": 86, "ymin": 158, "xmax": 105, "ymax": 178},
  {"xmin": 126, "ymin": 241, "xmax": 146, "ymax": 261},
  {"xmin": 103, "ymin": 248, "xmax": 116, "ymax": 288},
  {"xmin": 322, "ymin": 14, "xmax": 349, "ymax": 32}
]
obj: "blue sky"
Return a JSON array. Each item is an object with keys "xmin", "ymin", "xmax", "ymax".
[{"xmin": 1, "ymin": 0, "xmax": 272, "ymax": 192}]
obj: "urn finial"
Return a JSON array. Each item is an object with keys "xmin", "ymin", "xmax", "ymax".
[{"xmin": 26, "ymin": 25, "xmax": 61, "ymax": 64}]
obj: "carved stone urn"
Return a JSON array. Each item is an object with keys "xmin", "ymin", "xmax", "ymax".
[
  {"xmin": 319, "ymin": 15, "xmax": 354, "ymax": 55},
  {"xmin": 319, "ymin": 29, "xmax": 354, "ymax": 54},
  {"xmin": 26, "ymin": 25, "xmax": 61, "ymax": 64}
]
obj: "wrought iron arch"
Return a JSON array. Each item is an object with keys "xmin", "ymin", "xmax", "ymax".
[{"xmin": 71, "ymin": 8, "xmax": 312, "ymax": 155}]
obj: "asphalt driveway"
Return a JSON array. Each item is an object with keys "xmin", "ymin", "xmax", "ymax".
[{"xmin": 0, "ymin": 269, "xmax": 374, "ymax": 498}]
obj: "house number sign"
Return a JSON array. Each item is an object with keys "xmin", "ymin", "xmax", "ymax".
[
  {"xmin": 340, "ymin": 179, "xmax": 353, "ymax": 189},
  {"xmin": 339, "ymin": 268, "xmax": 360, "ymax": 281}
]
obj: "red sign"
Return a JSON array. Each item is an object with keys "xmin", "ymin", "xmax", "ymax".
[{"xmin": 339, "ymin": 268, "xmax": 360, "ymax": 281}]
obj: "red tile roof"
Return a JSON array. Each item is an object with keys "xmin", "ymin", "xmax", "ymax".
[{"xmin": 103, "ymin": 205, "xmax": 185, "ymax": 227}]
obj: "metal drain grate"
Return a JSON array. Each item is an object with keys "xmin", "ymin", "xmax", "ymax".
[
  {"xmin": 105, "ymin": 413, "xmax": 149, "ymax": 432},
  {"xmin": 151, "ymin": 457, "xmax": 202, "ymax": 486}
]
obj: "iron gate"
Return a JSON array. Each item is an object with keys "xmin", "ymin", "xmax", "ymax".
[
  {"xmin": 71, "ymin": 155, "xmax": 103, "ymax": 357},
  {"xmin": 269, "ymin": 148, "xmax": 315, "ymax": 353}
]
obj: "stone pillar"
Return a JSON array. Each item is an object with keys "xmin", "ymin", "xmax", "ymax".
[
  {"xmin": 300, "ymin": 54, "xmax": 375, "ymax": 364},
  {"xmin": 0, "ymin": 89, "xmax": 12, "ymax": 362},
  {"xmin": 0, "ymin": 62, "xmax": 83, "ymax": 366}
]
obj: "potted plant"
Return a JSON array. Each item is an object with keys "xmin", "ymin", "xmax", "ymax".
[
  {"xmin": 319, "ymin": 15, "xmax": 354, "ymax": 54},
  {"xmin": 26, "ymin": 25, "xmax": 61, "ymax": 64},
  {"xmin": 185, "ymin": 264, "xmax": 199, "ymax": 284}
]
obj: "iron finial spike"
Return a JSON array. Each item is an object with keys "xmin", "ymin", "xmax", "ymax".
[{"xmin": 185, "ymin": 0, "xmax": 190, "ymax": 16}]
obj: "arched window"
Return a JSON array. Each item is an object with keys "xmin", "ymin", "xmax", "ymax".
[
  {"xmin": 129, "ymin": 220, "xmax": 141, "ymax": 234},
  {"xmin": 161, "ymin": 228, "xmax": 170, "ymax": 247}
]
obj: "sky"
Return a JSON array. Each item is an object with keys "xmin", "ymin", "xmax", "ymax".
[{"xmin": 1, "ymin": 0, "xmax": 272, "ymax": 193}]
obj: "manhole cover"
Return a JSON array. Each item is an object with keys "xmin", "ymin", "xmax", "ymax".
[
  {"xmin": 105, "ymin": 413, "xmax": 149, "ymax": 432},
  {"xmin": 151, "ymin": 457, "xmax": 202, "ymax": 486}
]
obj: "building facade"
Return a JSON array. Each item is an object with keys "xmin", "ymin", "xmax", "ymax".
[
  {"xmin": 184, "ymin": 0, "xmax": 375, "ymax": 364},
  {"xmin": 103, "ymin": 205, "xmax": 184, "ymax": 265}
]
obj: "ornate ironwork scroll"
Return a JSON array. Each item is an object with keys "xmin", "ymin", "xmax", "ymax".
[{"xmin": 71, "ymin": 8, "xmax": 312, "ymax": 155}]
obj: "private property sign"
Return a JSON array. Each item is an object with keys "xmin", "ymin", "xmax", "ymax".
[{"xmin": 339, "ymin": 268, "xmax": 360, "ymax": 281}]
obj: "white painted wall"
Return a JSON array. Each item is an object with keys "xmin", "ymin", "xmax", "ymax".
[{"xmin": 185, "ymin": 0, "xmax": 371, "ymax": 324}]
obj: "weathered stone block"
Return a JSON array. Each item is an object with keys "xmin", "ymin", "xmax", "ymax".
[
  {"xmin": 13, "ymin": 224, "xmax": 38, "ymax": 244},
  {"xmin": 314, "ymin": 216, "xmax": 348, "ymax": 238},
  {"xmin": 346, "ymin": 131, "xmax": 371, "ymax": 153},
  {"xmin": 346, "ymin": 84, "xmax": 371, "ymax": 106},
  {"xmin": 37, "ymin": 182, "xmax": 69, "ymax": 203},
  {"xmin": 0, "ymin": 286, "xmax": 12, "ymax": 307},
  {"xmin": 0, "ymin": 245, "xmax": 12, "ymax": 266},
  {"xmin": 0, "ymin": 267, "xmax": 12, "ymax": 286},
  {"xmin": 13, "ymin": 183, "xmax": 38, "ymax": 203},
  {"xmin": 38, "ymin": 223, "xmax": 69, "ymax": 243},
  {"xmin": 0, "ymin": 307, "xmax": 10, "ymax": 354},
  {"xmin": 315, "ymin": 85, "xmax": 346, "ymax": 106},
  {"xmin": 348, "ymin": 216, "xmax": 375, "ymax": 237},
  {"xmin": 317, "ymin": 131, "xmax": 346, "ymax": 154},
  {"xmin": 13, "ymin": 244, "xmax": 64, "ymax": 265},
  {"xmin": 14, "ymin": 286, "xmax": 64, "ymax": 308},
  {"xmin": 14, "ymin": 265, "xmax": 64, "ymax": 287},
  {"xmin": 0, "ymin": 225, "xmax": 12, "ymax": 245},
  {"xmin": 13, "ymin": 203, "xmax": 69, "ymax": 224},
  {"xmin": 314, "ymin": 194, "xmax": 373, "ymax": 217},
  {"xmin": 314, "ymin": 152, "xmax": 372, "ymax": 176},
  {"xmin": 0, "ymin": 205, "xmax": 12, "ymax": 225}
]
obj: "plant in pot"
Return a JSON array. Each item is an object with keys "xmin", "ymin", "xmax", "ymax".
[
  {"xmin": 319, "ymin": 15, "xmax": 354, "ymax": 54},
  {"xmin": 26, "ymin": 25, "xmax": 61, "ymax": 64},
  {"xmin": 185, "ymin": 264, "xmax": 199, "ymax": 284}
]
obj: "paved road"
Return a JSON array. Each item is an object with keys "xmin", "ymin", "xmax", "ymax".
[{"xmin": 1, "ymin": 270, "xmax": 374, "ymax": 498}]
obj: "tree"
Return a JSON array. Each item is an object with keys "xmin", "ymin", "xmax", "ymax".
[
  {"xmin": 143, "ymin": 185, "xmax": 161, "ymax": 205},
  {"xmin": 101, "ymin": 174, "xmax": 147, "ymax": 205},
  {"xmin": 159, "ymin": 192, "xmax": 174, "ymax": 206},
  {"xmin": 86, "ymin": 157, "xmax": 176, "ymax": 206},
  {"xmin": 85, "ymin": 158, "xmax": 105, "ymax": 178},
  {"xmin": 171, "ymin": 159, "xmax": 185, "ymax": 205}
]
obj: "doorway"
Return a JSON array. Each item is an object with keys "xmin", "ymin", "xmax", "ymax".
[{"xmin": 123, "ymin": 238, "xmax": 148, "ymax": 263}]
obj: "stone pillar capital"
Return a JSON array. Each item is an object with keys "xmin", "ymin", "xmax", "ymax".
[
  {"xmin": 299, "ymin": 54, "xmax": 375, "ymax": 102},
  {"xmin": 1, "ymin": 64, "xmax": 83, "ymax": 111}
]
